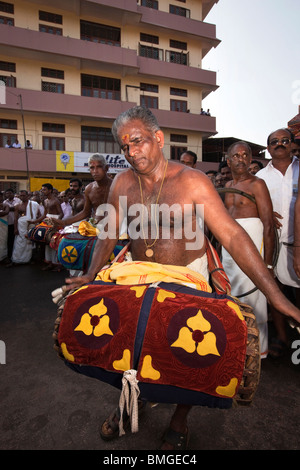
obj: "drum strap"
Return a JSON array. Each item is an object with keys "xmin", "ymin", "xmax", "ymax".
[{"xmin": 205, "ymin": 237, "xmax": 231, "ymax": 295}]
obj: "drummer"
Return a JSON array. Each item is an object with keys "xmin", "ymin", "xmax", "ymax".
[
  {"xmin": 221, "ymin": 141, "xmax": 275, "ymax": 358},
  {"xmin": 30, "ymin": 183, "xmax": 63, "ymax": 270},
  {"xmin": 51, "ymin": 153, "xmax": 112, "ymax": 230},
  {"xmin": 64, "ymin": 106, "xmax": 300, "ymax": 450}
]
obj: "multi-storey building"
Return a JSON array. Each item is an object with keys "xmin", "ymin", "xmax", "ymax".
[{"xmin": 0, "ymin": 0, "xmax": 220, "ymax": 192}]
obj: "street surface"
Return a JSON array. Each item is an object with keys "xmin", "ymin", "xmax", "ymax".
[{"xmin": 0, "ymin": 261, "xmax": 299, "ymax": 452}]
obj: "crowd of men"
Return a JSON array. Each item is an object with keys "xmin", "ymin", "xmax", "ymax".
[
  {"xmin": 0, "ymin": 153, "xmax": 111, "ymax": 271},
  {"xmin": 1, "ymin": 133, "xmax": 300, "ymax": 357}
]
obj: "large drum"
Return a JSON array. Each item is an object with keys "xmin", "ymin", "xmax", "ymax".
[
  {"xmin": 57, "ymin": 233, "xmax": 129, "ymax": 273},
  {"xmin": 53, "ymin": 280, "xmax": 260, "ymax": 408},
  {"xmin": 27, "ymin": 221, "xmax": 56, "ymax": 244}
]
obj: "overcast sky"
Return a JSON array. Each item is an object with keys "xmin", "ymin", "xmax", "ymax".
[{"xmin": 202, "ymin": 0, "xmax": 300, "ymax": 149}]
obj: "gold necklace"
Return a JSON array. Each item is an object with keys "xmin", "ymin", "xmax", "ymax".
[{"xmin": 137, "ymin": 159, "xmax": 168, "ymax": 258}]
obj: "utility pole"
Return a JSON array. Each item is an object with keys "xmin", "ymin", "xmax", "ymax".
[{"xmin": 18, "ymin": 94, "xmax": 30, "ymax": 191}]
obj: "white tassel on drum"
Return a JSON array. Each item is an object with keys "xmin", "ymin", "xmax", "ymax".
[
  {"xmin": 51, "ymin": 286, "xmax": 67, "ymax": 304},
  {"xmin": 118, "ymin": 369, "xmax": 140, "ymax": 436},
  {"xmin": 289, "ymin": 320, "xmax": 300, "ymax": 335}
]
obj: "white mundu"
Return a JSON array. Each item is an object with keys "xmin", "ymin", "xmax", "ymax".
[{"xmin": 222, "ymin": 217, "xmax": 268, "ymax": 358}]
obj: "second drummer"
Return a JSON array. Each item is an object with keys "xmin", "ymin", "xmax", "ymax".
[{"xmin": 221, "ymin": 141, "xmax": 275, "ymax": 358}]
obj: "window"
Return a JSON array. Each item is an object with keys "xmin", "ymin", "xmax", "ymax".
[
  {"xmin": 0, "ymin": 133, "xmax": 17, "ymax": 147},
  {"xmin": 81, "ymin": 74, "xmax": 120, "ymax": 100},
  {"xmin": 140, "ymin": 83, "xmax": 158, "ymax": 93},
  {"xmin": 170, "ymin": 39, "xmax": 187, "ymax": 50},
  {"xmin": 0, "ymin": 61, "xmax": 16, "ymax": 87},
  {"xmin": 0, "ymin": 61, "xmax": 15, "ymax": 72},
  {"xmin": 141, "ymin": 0, "xmax": 158, "ymax": 9},
  {"xmin": 0, "ymin": 15, "xmax": 14, "ymax": 25},
  {"xmin": 0, "ymin": 2, "xmax": 14, "ymax": 14},
  {"xmin": 0, "ymin": 118, "xmax": 17, "ymax": 129},
  {"xmin": 170, "ymin": 145, "xmax": 187, "ymax": 160},
  {"xmin": 42, "ymin": 81, "xmax": 64, "ymax": 93},
  {"xmin": 0, "ymin": 74, "xmax": 16, "ymax": 87},
  {"xmin": 170, "ymin": 134, "xmax": 187, "ymax": 143},
  {"xmin": 139, "ymin": 44, "xmax": 163, "ymax": 60},
  {"xmin": 41, "ymin": 68, "xmax": 64, "ymax": 79},
  {"xmin": 170, "ymin": 99, "xmax": 187, "ymax": 112},
  {"xmin": 39, "ymin": 24, "xmax": 62, "ymax": 35},
  {"xmin": 140, "ymin": 95, "xmax": 158, "ymax": 109},
  {"xmin": 39, "ymin": 10, "xmax": 62, "ymax": 25},
  {"xmin": 43, "ymin": 136, "xmax": 65, "ymax": 151},
  {"xmin": 169, "ymin": 5, "xmax": 190, "ymax": 18},
  {"xmin": 170, "ymin": 87, "xmax": 187, "ymax": 97},
  {"xmin": 42, "ymin": 122, "xmax": 65, "ymax": 133},
  {"xmin": 81, "ymin": 126, "xmax": 120, "ymax": 153},
  {"xmin": 80, "ymin": 21, "xmax": 120, "ymax": 46},
  {"xmin": 140, "ymin": 33, "xmax": 159, "ymax": 45},
  {"xmin": 166, "ymin": 50, "xmax": 188, "ymax": 65}
]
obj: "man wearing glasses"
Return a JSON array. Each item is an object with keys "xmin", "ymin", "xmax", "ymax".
[{"xmin": 256, "ymin": 128, "xmax": 299, "ymax": 357}]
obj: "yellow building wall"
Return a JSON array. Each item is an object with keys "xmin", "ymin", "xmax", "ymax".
[{"xmin": 14, "ymin": 1, "xmax": 80, "ymax": 38}]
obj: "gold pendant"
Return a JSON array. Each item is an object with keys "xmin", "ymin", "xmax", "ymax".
[{"xmin": 145, "ymin": 248, "xmax": 154, "ymax": 257}]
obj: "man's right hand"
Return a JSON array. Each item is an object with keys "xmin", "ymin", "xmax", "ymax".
[
  {"xmin": 51, "ymin": 273, "xmax": 95, "ymax": 305},
  {"xmin": 64, "ymin": 274, "xmax": 95, "ymax": 292},
  {"xmin": 273, "ymin": 211, "xmax": 283, "ymax": 229},
  {"xmin": 51, "ymin": 218, "xmax": 65, "ymax": 227}
]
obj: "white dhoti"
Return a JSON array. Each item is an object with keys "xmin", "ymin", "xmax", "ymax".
[
  {"xmin": 12, "ymin": 201, "xmax": 40, "ymax": 264},
  {"xmin": 0, "ymin": 216, "xmax": 8, "ymax": 261},
  {"xmin": 275, "ymin": 242, "xmax": 300, "ymax": 288},
  {"xmin": 221, "ymin": 217, "xmax": 268, "ymax": 358}
]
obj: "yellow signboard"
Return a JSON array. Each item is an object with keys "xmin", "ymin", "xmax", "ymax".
[
  {"xmin": 30, "ymin": 177, "xmax": 70, "ymax": 192},
  {"xmin": 56, "ymin": 151, "xmax": 74, "ymax": 172}
]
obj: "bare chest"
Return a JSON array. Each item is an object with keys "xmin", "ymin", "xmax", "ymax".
[
  {"xmin": 89, "ymin": 184, "xmax": 111, "ymax": 210},
  {"xmin": 224, "ymin": 183, "xmax": 258, "ymax": 218}
]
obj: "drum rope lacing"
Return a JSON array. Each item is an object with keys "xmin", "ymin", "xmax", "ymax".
[{"xmin": 118, "ymin": 369, "xmax": 140, "ymax": 436}]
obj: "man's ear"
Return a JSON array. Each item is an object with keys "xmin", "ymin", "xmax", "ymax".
[
  {"xmin": 226, "ymin": 157, "xmax": 231, "ymax": 169},
  {"xmin": 155, "ymin": 130, "xmax": 164, "ymax": 148}
]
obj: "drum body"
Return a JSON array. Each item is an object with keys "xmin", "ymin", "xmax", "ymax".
[
  {"xmin": 53, "ymin": 281, "xmax": 260, "ymax": 408},
  {"xmin": 27, "ymin": 222, "xmax": 56, "ymax": 243},
  {"xmin": 57, "ymin": 234, "xmax": 128, "ymax": 272}
]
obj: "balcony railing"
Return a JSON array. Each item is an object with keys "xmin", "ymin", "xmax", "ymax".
[
  {"xmin": 139, "ymin": 44, "xmax": 164, "ymax": 61},
  {"xmin": 165, "ymin": 50, "xmax": 189, "ymax": 66},
  {"xmin": 139, "ymin": 44, "xmax": 189, "ymax": 65}
]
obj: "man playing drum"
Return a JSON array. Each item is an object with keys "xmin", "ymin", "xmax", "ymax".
[
  {"xmin": 62, "ymin": 106, "xmax": 300, "ymax": 450},
  {"xmin": 52, "ymin": 154, "xmax": 112, "ymax": 230},
  {"xmin": 30, "ymin": 183, "xmax": 63, "ymax": 270}
]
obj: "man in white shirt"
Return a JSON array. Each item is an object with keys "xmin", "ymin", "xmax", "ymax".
[
  {"xmin": 12, "ymin": 140, "xmax": 21, "ymax": 148},
  {"xmin": 3, "ymin": 189, "xmax": 21, "ymax": 262},
  {"xmin": 256, "ymin": 128, "xmax": 299, "ymax": 357}
]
